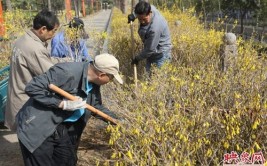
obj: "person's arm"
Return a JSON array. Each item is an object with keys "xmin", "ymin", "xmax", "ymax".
[
  {"xmin": 25, "ymin": 64, "xmax": 73, "ymax": 108},
  {"xmin": 136, "ymin": 28, "xmax": 161, "ymax": 61}
]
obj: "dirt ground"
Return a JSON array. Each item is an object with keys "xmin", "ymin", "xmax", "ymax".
[
  {"xmin": 0, "ymin": 118, "xmax": 112, "ymax": 166},
  {"xmin": 0, "ymin": 123, "xmax": 24, "ymax": 166},
  {"xmin": 77, "ymin": 118, "xmax": 113, "ymax": 166}
]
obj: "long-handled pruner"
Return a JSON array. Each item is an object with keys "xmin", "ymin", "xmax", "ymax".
[
  {"xmin": 130, "ymin": 0, "xmax": 137, "ymax": 88},
  {"xmin": 49, "ymin": 84, "xmax": 118, "ymax": 125},
  {"xmin": 130, "ymin": 20, "xmax": 138, "ymax": 88}
]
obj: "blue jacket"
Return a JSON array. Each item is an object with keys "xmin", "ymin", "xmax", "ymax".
[
  {"xmin": 51, "ymin": 31, "xmax": 92, "ymax": 62},
  {"xmin": 16, "ymin": 62, "xmax": 117, "ymax": 153}
]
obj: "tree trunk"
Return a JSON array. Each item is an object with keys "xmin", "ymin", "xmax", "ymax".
[
  {"xmin": 91, "ymin": 0, "xmax": 94, "ymax": 14},
  {"xmin": 65, "ymin": 0, "xmax": 72, "ymax": 21},
  {"xmin": 259, "ymin": 26, "xmax": 265, "ymax": 42},
  {"xmin": 48, "ymin": 0, "xmax": 51, "ymax": 11},
  {"xmin": 81, "ymin": 0, "xmax": 85, "ymax": 17},
  {"xmin": 74, "ymin": 0, "xmax": 79, "ymax": 17},
  {"xmin": 0, "ymin": 0, "xmax": 5, "ymax": 37},
  {"xmin": 131, "ymin": 0, "xmax": 135, "ymax": 12},
  {"xmin": 218, "ymin": 0, "xmax": 221, "ymax": 18},
  {"xmin": 5, "ymin": 0, "xmax": 12, "ymax": 10},
  {"xmin": 201, "ymin": 0, "xmax": 206, "ymax": 28},
  {"xmin": 240, "ymin": 11, "xmax": 246, "ymax": 35},
  {"xmin": 121, "ymin": 0, "xmax": 126, "ymax": 14}
]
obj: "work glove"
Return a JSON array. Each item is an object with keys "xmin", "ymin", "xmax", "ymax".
[
  {"xmin": 131, "ymin": 57, "xmax": 139, "ymax": 65},
  {"xmin": 63, "ymin": 97, "xmax": 86, "ymax": 111},
  {"xmin": 128, "ymin": 14, "xmax": 136, "ymax": 23}
]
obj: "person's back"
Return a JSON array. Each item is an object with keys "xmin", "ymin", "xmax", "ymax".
[{"xmin": 5, "ymin": 9, "xmax": 59, "ymax": 131}]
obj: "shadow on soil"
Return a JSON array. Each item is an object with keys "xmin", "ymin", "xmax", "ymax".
[{"xmin": 0, "ymin": 122, "xmax": 23, "ymax": 166}]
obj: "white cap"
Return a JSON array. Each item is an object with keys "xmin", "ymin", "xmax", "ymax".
[{"xmin": 93, "ymin": 53, "xmax": 123, "ymax": 84}]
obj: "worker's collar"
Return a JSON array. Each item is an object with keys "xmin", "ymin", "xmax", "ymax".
[
  {"xmin": 27, "ymin": 29, "xmax": 48, "ymax": 47},
  {"xmin": 81, "ymin": 62, "xmax": 91, "ymax": 94}
]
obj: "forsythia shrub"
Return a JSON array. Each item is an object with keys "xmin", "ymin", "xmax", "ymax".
[
  {"xmin": 3, "ymin": 9, "xmax": 33, "ymax": 40},
  {"xmin": 0, "ymin": 10, "xmax": 33, "ymax": 68},
  {"xmin": 106, "ymin": 7, "xmax": 267, "ymax": 165}
]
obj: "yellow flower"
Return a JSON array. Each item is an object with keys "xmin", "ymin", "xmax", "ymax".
[
  {"xmin": 252, "ymin": 119, "xmax": 260, "ymax": 130},
  {"xmin": 206, "ymin": 149, "xmax": 213, "ymax": 157},
  {"xmin": 127, "ymin": 150, "xmax": 133, "ymax": 160},
  {"xmin": 224, "ymin": 142, "xmax": 230, "ymax": 149}
]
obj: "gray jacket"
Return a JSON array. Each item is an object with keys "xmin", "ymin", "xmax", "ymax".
[
  {"xmin": 16, "ymin": 62, "xmax": 117, "ymax": 153},
  {"xmin": 5, "ymin": 30, "xmax": 54, "ymax": 131},
  {"xmin": 4, "ymin": 29, "xmax": 66, "ymax": 131},
  {"xmin": 136, "ymin": 5, "xmax": 172, "ymax": 61}
]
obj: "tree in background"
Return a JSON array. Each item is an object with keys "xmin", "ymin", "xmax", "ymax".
[
  {"xmin": 150, "ymin": 0, "xmax": 197, "ymax": 9},
  {"xmin": 52, "ymin": 0, "xmax": 65, "ymax": 14},
  {"xmin": 3, "ymin": 0, "xmax": 65, "ymax": 12},
  {"xmin": 5, "ymin": 0, "xmax": 12, "ymax": 10},
  {"xmin": 255, "ymin": 0, "xmax": 267, "ymax": 41},
  {"xmin": 195, "ymin": 0, "xmax": 221, "ymax": 27},
  {"xmin": 221, "ymin": 0, "xmax": 260, "ymax": 34}
]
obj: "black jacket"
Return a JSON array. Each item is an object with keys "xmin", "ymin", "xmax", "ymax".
[{"xmin": 16, "ymin": 62, "xmax": 117, "ymax": 153}]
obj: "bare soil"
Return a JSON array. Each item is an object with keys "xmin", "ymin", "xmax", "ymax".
[{"xmin": 77, "ymin": 118, "xmax": 113, "ymax": 166}]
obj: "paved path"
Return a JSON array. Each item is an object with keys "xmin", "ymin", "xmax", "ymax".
[
  {"xmin": 0, "ymin": 125, "xmax": 23, "ymax": 166},
  {"xmin": 0, "ymin": 9, "xmax": 112, "ymax": 166},
  {"xmin": 82, "ymin": 9, "xmax": 112, "ymax": 56}
]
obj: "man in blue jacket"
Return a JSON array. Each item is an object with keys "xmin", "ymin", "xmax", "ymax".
[
  {"xmin": 129, "ymin": 1, "xmax": 172, "ymax": 72},
  {"xmin": 16, "ymin": 53, "xmax": 123, "ymax": 166},
  {"xmin": 51, "ymin": 17, "xmax": 92, "ymax": 62}
]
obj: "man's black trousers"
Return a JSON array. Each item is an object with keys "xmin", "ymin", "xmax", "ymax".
[{"xmin": 19, "ymin": 117, "xmax": 87, "ymax": 166}]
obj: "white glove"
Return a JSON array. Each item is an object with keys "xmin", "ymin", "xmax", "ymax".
[{"xmin": 63, "ymin": 98, "xmax": 86, "ymax": 111}]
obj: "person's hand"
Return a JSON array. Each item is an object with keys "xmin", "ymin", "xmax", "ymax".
[
  {"xmin": 63, "ymin": 97, "xmax": 86, "ymax": 111},
  {"xmin": 131, "ymin": 57, "xmax": 139, "ymax": 65},
  {"xmin": 128, "ymin": 14, "xmax": 136, "ymax": 23}
]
